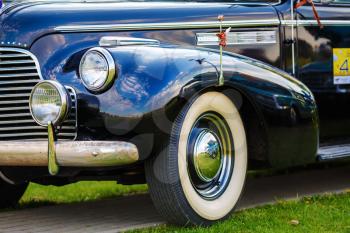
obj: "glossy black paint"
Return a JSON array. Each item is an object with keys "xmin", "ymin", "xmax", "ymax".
[
  {"xmin": 0, "ymin": 1, "xmax": 280, "ymax": 65},
  {"xmin": 0, "ymin": 0, "xmax": 323, "ymax": 169},
  {"xmin": 295, "ymin": 3, "xmax": 350, "ymax": 143}
]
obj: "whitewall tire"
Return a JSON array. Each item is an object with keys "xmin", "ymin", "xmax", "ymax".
[{"xmin": 145, "ymin": 91, "xmax": 247, "ymax": 226}]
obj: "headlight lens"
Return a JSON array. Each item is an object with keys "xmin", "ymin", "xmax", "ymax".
[
  {"xmin": 79, "ymin": 48, "xmax": 115, "ymax": 92},
  {"xmin": 29, "ymin": 81, "xmax": 70, "ymax": 127}
]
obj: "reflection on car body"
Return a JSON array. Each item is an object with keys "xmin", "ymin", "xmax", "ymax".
[{"xmin": 0, "ymin": 0, "xmax": 349, "ymax": 226}]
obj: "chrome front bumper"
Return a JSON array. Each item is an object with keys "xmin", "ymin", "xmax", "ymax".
[{"xmin": 0, "ymin": 140, "xmax": 139, "ymax": 168}]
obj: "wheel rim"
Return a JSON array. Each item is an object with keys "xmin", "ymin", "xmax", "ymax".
[{"xmin": 187, "ymin": 112, "xmax": 234, "ymax": 200}]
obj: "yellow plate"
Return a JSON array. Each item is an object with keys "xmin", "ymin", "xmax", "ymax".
[{"xmin": 333, "ymin": 48, "xmax": 350, "ymax": 84}]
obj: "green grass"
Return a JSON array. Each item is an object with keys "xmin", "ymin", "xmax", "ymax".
[
  {"xmin": 19, "ymin": 181, "xmax": 148, "ymax": 208},
  {"xmin": 133, "ymin": 192, "xmax": 350, "ymax": 233},
  {"xmin": 10, "ymin": 170, "xmax": 350, "ymax": 232}
]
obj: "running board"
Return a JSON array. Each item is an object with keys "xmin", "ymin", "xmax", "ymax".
[{"xmin": 317, "ymin": 144, "xmax": 350, "ymax": 161}]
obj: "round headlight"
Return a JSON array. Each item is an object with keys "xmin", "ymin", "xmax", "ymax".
[
  {"xmin": 29, "ymin": 81, "xmax": 71, "ymax": 127},
  {"xmin": 79, "ymin": 47, "xmax": 115, "ymax": 92}
]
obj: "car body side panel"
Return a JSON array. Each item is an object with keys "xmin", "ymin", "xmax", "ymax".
[
  {"xmin": 29, "ymin": 35, "xmax": 318, "ymax": 167},
  {"xmin": 1, "ymin": 1, "xmax": 318, "ymax": 168},
  {"xmin": 295, "ymin": 4, "xmax": 350, "ymax": 143}
]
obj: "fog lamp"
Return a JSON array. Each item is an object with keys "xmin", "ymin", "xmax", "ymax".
[{"xmin": 29, "ymin": 81, "xmax": 71, "ymax": 127}]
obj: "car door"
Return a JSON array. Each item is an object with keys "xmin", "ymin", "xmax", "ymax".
[{"xmin": 296, "ymin": 0, "xmax": 350, "ymax": 143}]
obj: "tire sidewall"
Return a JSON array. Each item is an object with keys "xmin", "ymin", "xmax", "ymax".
[{"xmin": 175, "ymin": 91, "xmax": 247, "ymax": 221}]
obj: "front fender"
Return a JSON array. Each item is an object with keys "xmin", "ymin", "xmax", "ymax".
[
  {"xmin": 102, "ymin": 46, "xmax": 318, "ymax": 167},
  {"xmin": 31, "ymin": 41, "xmax": 318, "ymax": 167}
]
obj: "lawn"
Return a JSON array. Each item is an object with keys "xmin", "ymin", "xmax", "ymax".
[
  {"xmin": 19, "ymin": 181, "xmax": 148, "ymax": 208},
  {"xmin": 14, "ymin": 168, "xmax": 350, "ymax": 232},
  {"xmin": 133, "ymin": 192, "xmax": 350, "ymax": 233}
]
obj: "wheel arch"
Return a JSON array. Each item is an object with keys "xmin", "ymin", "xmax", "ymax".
[
  {"xmin": 179, "ymin": 83, "xmax": 270, "ymax": 169},
  {"xmin": 223, "ymin": 85, "xmax": 270, "ymax": 169}
]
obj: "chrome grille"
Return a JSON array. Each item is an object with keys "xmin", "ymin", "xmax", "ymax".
[{"xmin": 0, "ymin": 48, "xmax": 77, "ymax": 140}]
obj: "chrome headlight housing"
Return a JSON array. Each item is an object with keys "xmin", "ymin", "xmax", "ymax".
[
  {"xmin": 29, "ymin": 81, "xmax": 71, "ymax": 127},
  {"xmin": 79, "ymin": 47, "xmax": 116, "ymax": 92}
]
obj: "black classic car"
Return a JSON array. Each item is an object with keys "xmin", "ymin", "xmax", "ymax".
[{"xmin": 0, "ymin": 0, "xmax": 349, "ymax": 226}]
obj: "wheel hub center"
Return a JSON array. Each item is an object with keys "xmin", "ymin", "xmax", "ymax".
[{"xmin": 193, "ymin": 130, "xmax": 222, "ymax": 182}]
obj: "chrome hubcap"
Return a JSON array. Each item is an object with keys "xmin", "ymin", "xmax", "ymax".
[
  {"xmin": 193, "ymin": 130, "xmax": 222, "ymax": 182},
  {"xmin": 187, "ymin": 112, "xmax": 234, "ymax": 199}
]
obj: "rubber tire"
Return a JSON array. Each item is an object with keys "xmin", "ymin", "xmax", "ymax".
[
  {"xmin": 145, "ymin": 91, "xmax": 247, "ymax": 226},
  {"xmin": 0, "ymin": 180, "xmax": 28, "ymax": 208}
]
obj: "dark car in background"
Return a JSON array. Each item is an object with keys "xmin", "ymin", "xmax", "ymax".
[{"xmin": 0, "ymin": 0, "xmax": 349, "ymax": 226}]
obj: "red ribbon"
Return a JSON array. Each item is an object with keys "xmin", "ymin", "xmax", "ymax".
[
  {"xmin": 217, "ymin": 32, "xmax": 227, "ymax": 47},
  {"xmin": 295, "ymin": 0, "xmax": 323, "ymax": 29}
]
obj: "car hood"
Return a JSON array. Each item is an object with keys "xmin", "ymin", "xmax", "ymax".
[{"xmin": 0, "ymin": 1, "xmax": 278, "ymax": 48}]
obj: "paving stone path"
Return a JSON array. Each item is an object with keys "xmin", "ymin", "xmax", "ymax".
[{"xmin": 0, "ymin": 165, "xmax": 349, "ymax": 232}]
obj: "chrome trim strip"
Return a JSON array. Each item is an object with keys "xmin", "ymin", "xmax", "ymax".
[
  {"xmin": 0, "ymin": 171, "xmax": 15, "ymax": 185},
  {"xmin": 0, "ymin": 119, "xmax": 39, "ymax": 125},
  {"xmin": 0, "ymin": 73, "xmax": 39, "ymax": 78},
  {"xmin": 291, "ymin": 0, "xmax": 296, "ymax": 75},
  {"xmin": 196, "ymin": 31, "xmax": 277, "ymax": 46},
  {"xmin": 0, "ymin": 47, "xmax": 44, "ymax": 80},
  {"xmin": 0, "ymin": 59, "xmax": 35, "ymax": 65},
  {"xmin": 0, "ymin": 106, "xmax": 31, "ymax": 111},
  {"xmin": 58, "ymin": 19, "xmax": 350, "ymax": 34},
  {"xmin": 0, "ymin": 132, "xmax": 76, "ymax": 138},
  {"xmin": 65, "ymin": 86, "xmax": 78, "ymax": 141},
  {"xmin": 55, "ymin": 19, "xmax": 280, "ymax": 32},
  {"xmin": 0, "ymin": 86, "xmax": 34, "ymax": 91},
  {"xmin": 0, "ymin": 141, "xmax": 139, "ymax": 167},
  {"xmin": 0, "ymin": 125, "xmax": 75, "ymax": 131},
  {"xmin": 0, "ymin": 80, "xmax": 39, "ymax": 85},
  {"xmin": 282, "ymin": 20, "xmax": 350, "ymax": 26},
  {"xmin": 0, "ymin": 113, "xmax": 32, "ymax": 118},
  {"xmin": 0, "ymin": 54, "xmax": 29, "ymax": 58},
  {"xmin": 1, "ymin": 0, "xmax": 282, "ymax": 16},
  {"xmin": 99, "ymin": 36, "xmax": 160, "ymax": 47},
  {"xmin": 0, "ymin": 66, "xmax": 37, "ymax": 71},
  {"xmin": 0, "ymin": 93, "xmax": 31, "ymax": 98}
]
